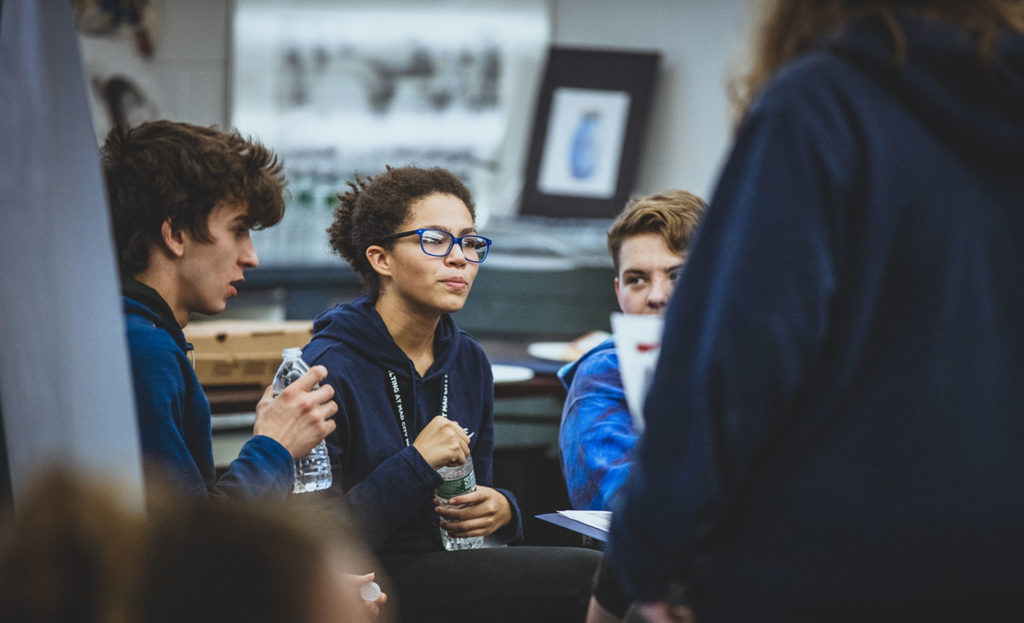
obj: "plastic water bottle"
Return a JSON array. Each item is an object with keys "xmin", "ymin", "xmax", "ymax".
[
  {"xmin": 272, "ymin": 347, "xmax": 332, "ymax": 493},
  {"xmin": 436, "ymin": 453, "xmax": 484, "ymax": 550}
]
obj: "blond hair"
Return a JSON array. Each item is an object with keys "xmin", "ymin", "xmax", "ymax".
[{"xmin": 607, "ymin": 189, "xmax": 707, "ymax": 272}]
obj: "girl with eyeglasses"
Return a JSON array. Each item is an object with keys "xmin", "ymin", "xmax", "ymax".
[{"xmin": 302, "ymin": 165, "xmax": 600, "ymax": 622}]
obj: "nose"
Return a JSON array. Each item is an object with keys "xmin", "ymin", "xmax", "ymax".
[
  {"xmin": 240, "ymin": 237, "xmax": 259, "ymax": 269},
  {"xmin": 646, "ymin": 275, "xmax": 672, "ymax": 310},
  {"xmin": 444, "ymin": 241, "xmax": 468, "ymax": 266}
]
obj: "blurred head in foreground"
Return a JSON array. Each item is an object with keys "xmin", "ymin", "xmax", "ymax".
[{"xmin": 0, "ymin": 468, "xmax": 386, "ymax": 623}]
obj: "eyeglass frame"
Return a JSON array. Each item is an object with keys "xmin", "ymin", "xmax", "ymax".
[{"xmin": 373, "ymin": 228, "xmax": 492, "ymax": 263}]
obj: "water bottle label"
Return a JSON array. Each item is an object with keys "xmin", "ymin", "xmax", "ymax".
[{"xmin": 436, "ymin": 471, "xmax": 476, "ymax": 499}]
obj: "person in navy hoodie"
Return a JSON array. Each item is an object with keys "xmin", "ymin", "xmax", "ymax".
[
  {"xmin": 102, "ymin": 120, "xmax": 339, "ymax": 503},
  {"xmin": 304, "ymin": 165, "xmax": 601, "ymax": 622},
  {"xmin": 608, "ymin": 1, "xmax": 1024, "ymax": 622}
]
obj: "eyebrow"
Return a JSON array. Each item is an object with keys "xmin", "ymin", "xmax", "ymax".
[
  {"xmin": 622, "ymin": 263, "xmax": 685, "ymax": 275},
  {"xmin": 423, "ymin": 225, "xmax": 477, "ymax": 236}
]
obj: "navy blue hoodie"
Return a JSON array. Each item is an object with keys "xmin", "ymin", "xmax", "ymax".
[
  {"xmin": 609, "ymin": 13, "xmax": 1024, "ymax": 620},
  {"xmin": 123, "ymin": 280, "xmax": 293, "ymax": 502},
  {"xmin": 304, "ymin": 295, "xmax": 522, "ymax": 553}
]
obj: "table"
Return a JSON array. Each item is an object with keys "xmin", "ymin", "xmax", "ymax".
[
  {"xmin": 205, "ymin": 338, "xmax": 567, "ymax": 417},
  {"xmin": 205, "ymin": 337, "xmax": 570, "ymax": 465}
]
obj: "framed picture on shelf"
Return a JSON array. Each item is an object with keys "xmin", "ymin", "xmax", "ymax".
[{"xmin": 520, "ymin": 46, "xmax": 661, "ymax": 219}]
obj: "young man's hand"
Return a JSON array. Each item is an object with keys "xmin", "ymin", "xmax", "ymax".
[{"xmin": 254, "ymin": 365, "xmax": 337, "ymax": 458}]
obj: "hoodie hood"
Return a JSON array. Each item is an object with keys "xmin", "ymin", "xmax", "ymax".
[
  {"xmin": 307, "ymin": 295, "xmax": 460, "ymax": 381},
  {"xmin": 122, "ymin": 284, "xmax": 190, "ymax": 353},
  {"xmin": 827, "ymin": 13, "xmax": 1024, "ymax": 163}
]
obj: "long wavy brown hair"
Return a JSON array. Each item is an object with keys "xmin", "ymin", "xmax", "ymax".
[{"xmin": 729, "ymin": 0, "xmax": 1024, "ymax": 124}]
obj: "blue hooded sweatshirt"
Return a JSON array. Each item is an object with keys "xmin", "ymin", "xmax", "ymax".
[
  {"xmin": 558, "ymin": 337, "xmax": 638, "ymax": 511},
  {"xmin": 609, "ymin": 13, "xmax": 1024, "ymax": 620},
  {"xmin": 123, "ymin": 280, "xmax": 294, "ymax": 502},
  {"xmin": 303, "ymin": 295, "xmax": 522, "ymax": 554}
]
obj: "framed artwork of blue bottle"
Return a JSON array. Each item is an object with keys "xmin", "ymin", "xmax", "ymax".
[{"xmin": 521, "ymin": 46, "xmax": 660, "ymax": 219}]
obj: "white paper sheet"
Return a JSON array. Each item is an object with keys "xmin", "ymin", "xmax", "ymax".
[
  {"xmin": 610, "ymin": 312, "xmax": 664, "ymax": 433},
  {"xmin": 555, "ymin": 510, "xmax": 612, "ymax": 533}
]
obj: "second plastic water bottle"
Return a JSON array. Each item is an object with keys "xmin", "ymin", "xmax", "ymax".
[
  {"xmin": 273, "ymin": 347, "xmax": 332, "ymax": 493},
  {"xmin": 436, "ymin": 454, "xmax": 484, "ymax": 550}
]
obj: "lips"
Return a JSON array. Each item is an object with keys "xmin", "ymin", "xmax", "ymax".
[{"xmin": 441, "ymin": 276, "xmax": 468, "ymax": 290}]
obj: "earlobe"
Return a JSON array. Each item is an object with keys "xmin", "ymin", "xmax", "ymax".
[
  {"xmin": 161, "ymin": 218, "xmax": 186, "ymax": 258},
  {"xmin": 366, "ymin": 245, "xmax": 392, "ymax": 277}
]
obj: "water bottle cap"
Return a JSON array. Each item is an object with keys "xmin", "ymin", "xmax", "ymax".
[
  {"xmin": 281, "ymin": 347, "xmax": 302, "ymax": 358},
  {"xmin": 359, "ymin": 581, "xmax": 381, "ymax": 602}
]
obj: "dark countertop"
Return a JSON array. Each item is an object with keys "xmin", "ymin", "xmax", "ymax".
[{"xmin": 206, "ymin": 337, "xmax": 569, "ymax": 416}]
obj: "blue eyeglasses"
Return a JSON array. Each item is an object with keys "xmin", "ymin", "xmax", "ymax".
[{"xmin": 377, "ymin": 228, "xmax": 492, "ymax": 263}]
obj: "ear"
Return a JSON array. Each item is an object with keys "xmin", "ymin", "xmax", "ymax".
[
  {"xmin": 613, "ymin": 276, "xmax": 621, "ymax": 298},
  {"xmin": 365, "ymin": 244, "xmax": 393, "ymax": 278},
  {"xmin": 160, "ymin": 218, "xmax": 186, "ymax": 258}
]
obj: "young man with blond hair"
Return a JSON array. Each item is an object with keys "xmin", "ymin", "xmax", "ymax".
[{"xmin": 559, "ymin": 189, "xmax": 706, "ymax": 512}]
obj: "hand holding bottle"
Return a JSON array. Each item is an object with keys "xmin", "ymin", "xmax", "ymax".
[
  {"xmin": 435, "ymin": 485, "xmax": 512, "ymax": 538},
  {"xmin": 346, "ymin": 572, "xmax": 386, "ymax": 620},
  {"xmin": 412, "ymin": 415, "xmax": 470, "ymax": 469},
  {"xmin": 255, "ymin": 364, "xmax": 337, "ymax": 459}
]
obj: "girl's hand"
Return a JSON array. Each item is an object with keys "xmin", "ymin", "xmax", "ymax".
[
  {"xmin": 435, "ymin": 485, "xmax": 512, "ymax": 537},
  {"xmin": 412, "ymin": 415, "xmax": 471, "ymax": 469}
]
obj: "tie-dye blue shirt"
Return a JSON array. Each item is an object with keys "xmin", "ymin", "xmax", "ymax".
[{"xmin": 557, "ymin": 337, "xmax": 638, "ymax": 511}]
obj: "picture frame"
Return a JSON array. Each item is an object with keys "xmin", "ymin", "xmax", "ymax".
[{"xmin": 520, "ymin": 46, "xmax": 661, "ymax": 219}]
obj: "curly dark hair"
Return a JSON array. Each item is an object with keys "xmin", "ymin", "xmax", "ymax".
[
  {"xmin": 101, "ymin": 120, "xmax": 286, "ymax": 277},
  {"xmin": 327, "ymin": 165, "xmax": 475, "ymax": 298}
]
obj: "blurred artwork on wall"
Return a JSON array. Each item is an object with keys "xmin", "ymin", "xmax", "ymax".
[
  {"xmin": 520, "ymin": 47, "xmax": 661, "ymax": 219},
  {"xmin": 231, "ymin": 0, "xmax": 549, "ymax": 266},
  {"xmin": 74, "ymin": 0, "xmax": 164, "ymax": 145}
]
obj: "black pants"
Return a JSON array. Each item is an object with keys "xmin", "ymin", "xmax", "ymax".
[{"xmin": 379, "ymin": 546, "xmax": 602, "ymax": 623}]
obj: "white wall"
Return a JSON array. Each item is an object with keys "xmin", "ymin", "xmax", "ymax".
[
  {"xmin": 144, "ymin": 0, "xmax": 233, "ymax": 127},
  {"xmin": 140, "ymin": 0, "xmax": 753, "ymax": 206}
]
